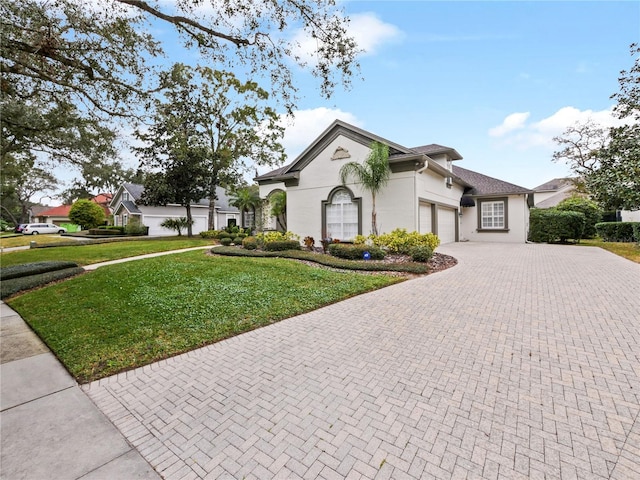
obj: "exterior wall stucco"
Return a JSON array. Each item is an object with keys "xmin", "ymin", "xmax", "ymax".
[{"xmin": 459, "ymin": 194, "xmax": 530, "ymax": 243}]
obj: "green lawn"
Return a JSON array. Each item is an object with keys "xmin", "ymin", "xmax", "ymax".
[
  {"xmin": 7, "ymin": 250, "xmax": 402, "ymax": 382},
  {"xmin": 0, "ymin": 234, "xmax": 74, "ymax": 248},
  {"xmin": 578, "ymin": 239, "xmax": 640, "ymax": 263},
  {"xmin": 0, "ymin": 237, "xmax": 214, "ymax": 266}
]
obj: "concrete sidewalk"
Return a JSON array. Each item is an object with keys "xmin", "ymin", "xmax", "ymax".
[
  {"xmin": 0, "ymin": 301, "xmax": 160, "ymax": 480},
  {"xmin": 0, "ymin": 245, "xmax": 213, "ymax": 479}
]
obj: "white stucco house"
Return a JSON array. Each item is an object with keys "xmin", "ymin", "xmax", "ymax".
[
  {"xmin": 532, "ymin": 178, "xmax": 576, "ymax": 208},
  {"xmin": 256, "ymin": 120, "xmax": 534, "ymax": 244},
  {"xmin": 110, "ymin": 183, "xmax": 240, "ymax": 236}
]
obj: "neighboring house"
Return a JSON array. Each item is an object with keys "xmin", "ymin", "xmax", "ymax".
[
  {"xmin": 532, "ymin": 178, "xmax": 576, "ymax": 208},
  {"xmin": 533, "ymin": 178, "xmax": 640, "ymax": 222},
  {"xmin": 256, "ymin": 120, "xmax": 533, "ymax": 244},
  {"xmin": 110, "ymin": 183, "xmax": 240, "ymax": 236},
  {"xmin": 29, "ymin": 205, "xmax": 51, "ymax": 223},
  {"xmin": 35, "ymin": 194, "xmax": 113, "ymax": 224}
]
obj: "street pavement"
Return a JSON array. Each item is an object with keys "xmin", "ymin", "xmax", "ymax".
[{"xmin": 78, "ymin": 242, "xmax": 640, "ymax": 479}]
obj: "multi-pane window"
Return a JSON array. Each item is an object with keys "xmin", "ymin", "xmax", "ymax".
[
  {"xmin": 325, "ymin": 190, "xmax": 358, "ymax": 240},
  {"xmin": 481, "ymin": 201, "xmax": 505, "ymax": 229}
]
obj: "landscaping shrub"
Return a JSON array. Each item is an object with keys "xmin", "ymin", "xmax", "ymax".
[
  {"xmin": 213, "ymin": 246, "xmax": 430, "ymax": 274},
  {"xmin": 256, "ymin": 231, "xmax": 300, "ymax": 246},
  {"xmin": 124, "ymin": 218, "xmax": 148, "ymax": 236},
  {"xmin": 233, "ymin": 236, "xmax": 244, "ymax": 244},
  {"xmin": 88, "ymin": 228, "xmax": 123, "ymax": 236},
  {"xmin": 199, "ymin": 230, "xmax": 219, "ymax": 239},
  {"xmin": 410, "ymin": 245, "xmax": 433, "ymax": 263},
  {"xmin": 160, "ymin": 217, "xmax": 192, "ymax": 236},
  {"xmin": 263, "ymin": 240, "xmax": 301, "ymax": 251},
  {"xmin": 328, "ymin": 243, "xmax": 385, "ymax": 260},
  {"xmin": 372, "ymin": 229, "xmax": 440, "ymax": 254},
  {"xmin": 555, "ymin": 196, "xmax": 602, "ymax": 238},
  {"xmin": 1, "ymin": 261, "xmax": 80, "ymax": 281},
  {"xmin": 1, "ymin": 267, "xmax": 84, "ymax": 299},
  {"xmin": 528, "ymin": 209, "xmax": 585, "ymax": 243},
  {"xmin": 242, "ymin": 236, "xmax": 258, "ymax": 250},
  {"xmin": 219, "ymin": 237, "xmax": 232, "ymax": 246},
  {"xmin": 595, "ymin": 222, "xmax": 639, "ymax": 242}
]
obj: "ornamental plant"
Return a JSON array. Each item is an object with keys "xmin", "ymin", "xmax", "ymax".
[{"xmin": 371, "ymin": 228, "xmax": 440, "ymax": 254}]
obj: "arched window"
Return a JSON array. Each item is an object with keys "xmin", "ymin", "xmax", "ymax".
[{"xmin": 322, "ymin": 188, "xmax": 361, "ymax": 240}]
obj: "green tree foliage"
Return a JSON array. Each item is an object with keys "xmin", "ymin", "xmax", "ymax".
[
  {"xmin": 269, "ymin": 191, "xmax": 287, "ymax": 231},
  {"xmin": 69, "ymin": 199, "xmax": 106, "ymax": 230},
  {"xmin": 339, "ymin": 141, "xmax": 391, "ymax": 236},
  {"xmin": 0, "ymin": 153, "xmax": 58, "ymax": 224},
  {"xmin": 588, "ymin": 44, "xmax": 640, "ymax": 211},
  {"xmin": 555, "ymin": 195, "xmax": 602, "ymax": 238},
  {"xmin": 552, "ymin": 44, "xmax": 640, "ymax": 211},
  {"xmin": 136, "ymin": 64, "xmax": 285, "ymax": 231},
  {"xmin": 2, "ymin": 0, "xmax": 359, "ymax": 174},
  {"xmin": 230, "ymin": 185, "xmax": 262, "ymax": 229}
]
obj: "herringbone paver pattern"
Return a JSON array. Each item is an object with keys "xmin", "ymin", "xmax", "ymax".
[{"xmin": 84, "ymin": 243, "xmax": 640, "ymax": 479}]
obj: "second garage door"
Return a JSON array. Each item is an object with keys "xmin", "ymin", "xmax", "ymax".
[{"xmin": 437, "ymin": 207, "xmax": 457, "ymax": 244}]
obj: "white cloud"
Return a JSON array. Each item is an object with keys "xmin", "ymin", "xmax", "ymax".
[
  {"xmin": 489, "ymin": 106, "xmax": 629, "ymax": 150},
  {"xmin": 488, "ymin": 112, "xmax": 530, "ymax": 137},
  {"xmin": 254, "ymin": 107, "xmax": 361, "ymax": 177},
  {"xmin": 279, "ymin": 107, "xmax": 362, "ymax": 158},
  {"xmin": 292, "ymin": 12, "xmax": 402, "ymax": 63}
]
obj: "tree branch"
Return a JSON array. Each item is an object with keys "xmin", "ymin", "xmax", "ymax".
[{"xmin": 115, "ymin": 0, "xmax": 252, "ymax": 48}]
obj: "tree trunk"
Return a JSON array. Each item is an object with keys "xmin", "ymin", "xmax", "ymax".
[
  {"xmin": 208, "ymin": 197, "xmax": 216, "ymax": 230},
  {"xmin": 371, "ymin": 193, "xmax": 378, "ymax": 236},
  {"xmin": 186, "ymin": 204, "xmax": 193, "ymax": 237}
]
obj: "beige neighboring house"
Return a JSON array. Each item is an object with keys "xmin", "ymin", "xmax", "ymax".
[
  {"xmin": 532, "ymin": 178, "xmax": 577, "ymax": 208},
  {"xmin": 533, "ymin": 178, "xmax": 640, "ymax": 222},
  {"xmin": 110, "ymin": 183, "xmax": 240, "ymax": 236},
  {"xmin": 256, "ymin": 120, "xmax": 534, "ymax": 244}
]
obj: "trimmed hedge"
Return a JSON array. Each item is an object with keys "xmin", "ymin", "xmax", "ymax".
[
  {"xmin": 327, "ymin": 243, "xmax": 386, "ymax": 260},
  {"xmin": 263, "ymin": 240, "xmax": 301, "ymax": 251},
  {"xmin": 1, "ymin": 261, "xmax": 80, "ymax": 281},
  {"xmin": 528, "ymin": 209, "xmax": 585, "ymax": 243},
  {"xmin": 242, "ymin": 236, "xmax": 258, "ymax": 250},
  {"xmin": 1, "ymin": 267, "xmax": 84, "ymax": 299},
  {"xmin": 212, "ymin": 246, "xmax": 430, "ymax": 274},
  {"xmin": 595, "ymin": 222, "xmax": 640, "ymax": 242},
  {"xmin": 88, "ymin": 228, "xmax": 123, "ymax": 235}
]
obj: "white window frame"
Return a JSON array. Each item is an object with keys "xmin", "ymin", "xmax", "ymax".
[
  {"xmin": 479, "ymin": 199, "xmax": 507, "ymax": 230},
  {"xmin": 323, "ymin": 188, "xmax": 360, "ymax": 241}
]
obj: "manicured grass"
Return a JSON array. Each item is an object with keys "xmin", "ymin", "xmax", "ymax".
[
  {"xmin": 0, "ymin": 234, "xmax": 73, "ymax": 248},
  {"xmin": 0, "ymin": 237, "xmax": 214, "ymax": 267},
  {"xmin": 7, "ymin": 250, "xmax": 402, "ymax": 382},
  {"xmin": 578, "ymin": 238, "xmax": 640, "ymax": 263}
]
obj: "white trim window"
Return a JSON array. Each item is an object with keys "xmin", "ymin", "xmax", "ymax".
[
  {"xmin": 481, "ymin": 201, "xmax": 505, "ymax": 229},
  {"xmin": 326, "ymin": 190, "xmax": 358, "ymax": 240}
]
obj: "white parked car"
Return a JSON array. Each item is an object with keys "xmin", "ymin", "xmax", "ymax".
[{"xmin": 22, "ymin": 223, "xmax": 67, "ymax": 235}]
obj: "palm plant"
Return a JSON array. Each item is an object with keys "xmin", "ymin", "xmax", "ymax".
[
  {"xmin": 270, "ymin": 190, "xmax": 287, "ymax": 231},
  {"xmin": 339, "ymin": 141, "xmax": 391, "ymax": 236},
  {"xmin": 230, "ymin": 186, "xmax": 261, "ymax": 229}
]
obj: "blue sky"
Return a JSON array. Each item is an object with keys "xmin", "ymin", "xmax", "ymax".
[
  {"xmin": 270, "ymin": 0, "xmax": 639, "ymax": 189},
  {"xmin": 45, "ymin": 1, "xmax": 639, "ymax": 203}
]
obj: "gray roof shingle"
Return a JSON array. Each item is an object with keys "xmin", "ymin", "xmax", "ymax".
[
  {"xmin": 533, "ymin": 178, "xmax": 574, "ymax": 192},
  {"xmin": 453, "ymin": 166, "xmax": 531, "ymax": 196}
]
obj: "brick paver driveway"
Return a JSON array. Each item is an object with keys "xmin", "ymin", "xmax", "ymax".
[{"xmin": 84, "ymin": 243, "xmax": 640, "ymax": 479}]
